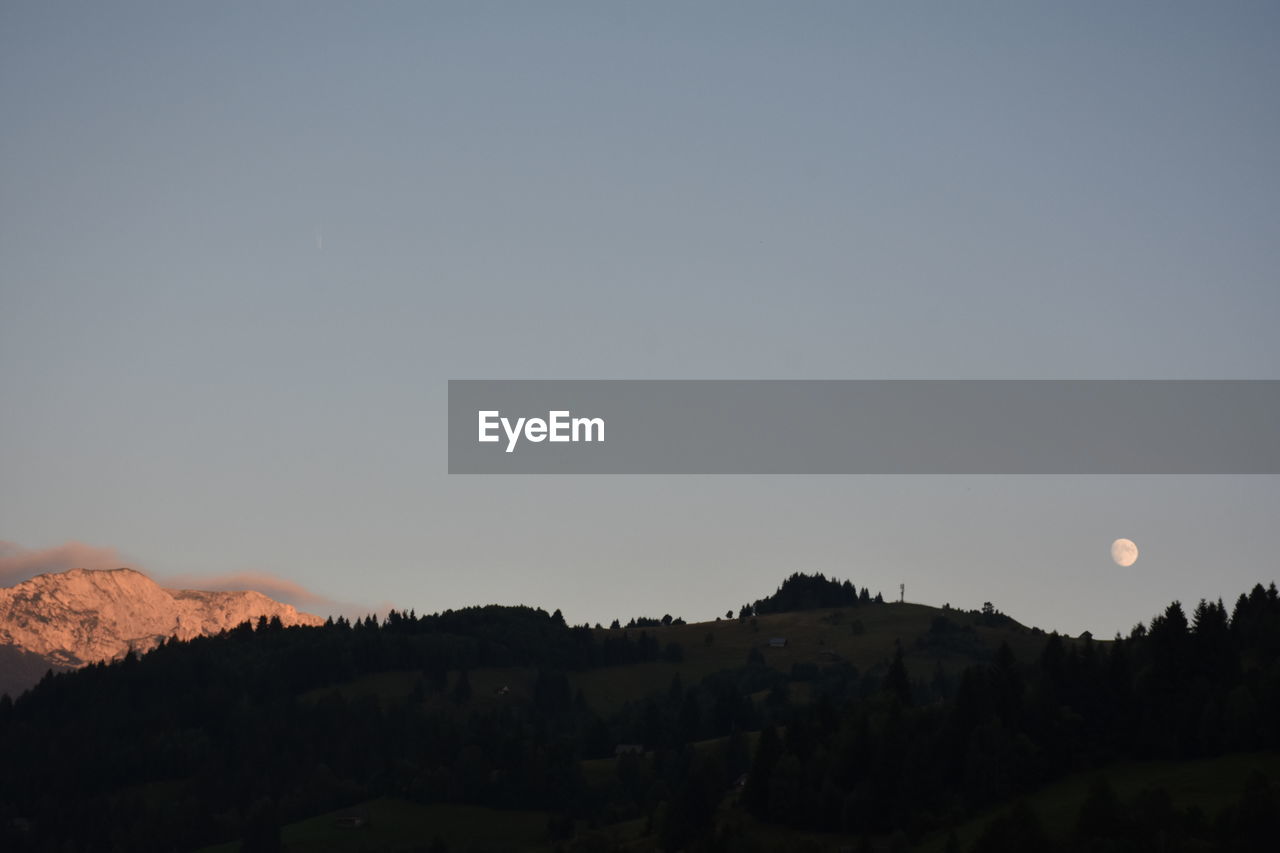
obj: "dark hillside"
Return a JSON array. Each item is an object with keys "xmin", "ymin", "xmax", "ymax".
[
  {"xmin": 0, "ymin": 644, "xmax": 70, "ymax": 701},
  {"xmin": 2, "ymin": 575, "xmax": 1278, "ymax": 853}
]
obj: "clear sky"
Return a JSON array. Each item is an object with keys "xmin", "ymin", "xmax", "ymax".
[{"xmin": 2, "ymin": 2, "xmax": 1278, "ymax": 637}]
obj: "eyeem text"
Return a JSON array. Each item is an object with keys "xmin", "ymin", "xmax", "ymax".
[{"xmin": 477, "ymin": 410, "xmax": 605, "ymax": 453}]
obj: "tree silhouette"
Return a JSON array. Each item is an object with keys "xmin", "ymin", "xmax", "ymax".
[
  {"xmin": 453, "ymin": 669, "xmax": 472, "ymax": 703},
  {"xmin": 883, "ymin": 641, "xmax": 912, "ymax": 705}
]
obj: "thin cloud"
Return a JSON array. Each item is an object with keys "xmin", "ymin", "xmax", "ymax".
[
  {"xmin": 0, "ymin": 540, "xmax": 132, "ymax": 587},
  {"xmin": 1, "ymin": 539, "xmax": 363, "ymax": 620},
  {"xmin": 155, "ymin": 571, "xmax": 375, "ymax": 621},
  {"xmin": 161, "ymin": 570, "xmax": 343, "ymax": 614}
]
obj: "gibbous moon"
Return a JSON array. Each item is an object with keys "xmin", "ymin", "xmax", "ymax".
[{"xmin": 1111, "ymin": 538, "xmax": 1139, "ymax": 567}]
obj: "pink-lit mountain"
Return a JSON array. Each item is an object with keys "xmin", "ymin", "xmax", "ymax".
[{"xmin": 0, "ymin": 567, "xmax": 324, "ymax": 696}]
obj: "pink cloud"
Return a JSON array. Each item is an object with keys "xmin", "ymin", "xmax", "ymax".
[
  {"xmin": 0, "ymin": 539, "xmax": 133, "ymax": 586},
  {"xmin": 1, "ymin": 539, "xmax": 366, "ymax": 620},
  {"xmin": 159, "ymin": 572, "xmax": 387, "ymax": 621},
  {"xmin": 160, "ymin": 570, "xmax": 341, "ymax": 613}
]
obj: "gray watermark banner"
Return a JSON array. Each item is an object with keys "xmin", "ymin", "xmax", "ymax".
[{"xmin": 447, "ymin": 380, "xmax": 1280, "ymax": 474}]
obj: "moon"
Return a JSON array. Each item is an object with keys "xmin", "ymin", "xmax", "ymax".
[{"xmin": 1111, "ymin": 538, "xmax": 1139, "ymax": 567}]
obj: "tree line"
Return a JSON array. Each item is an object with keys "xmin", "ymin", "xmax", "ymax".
[{"xmin": 0, "ymin": 577, "xmax": 1276, "ymax": 851}]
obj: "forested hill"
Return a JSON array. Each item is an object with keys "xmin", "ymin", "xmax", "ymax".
[
  {"xmin": 752, "ymin": 571, "xmax": 877, "ymax": 613},
  {"xmin": 1, "ymin": 576, "xmax": 1278, "ymax": 852}
]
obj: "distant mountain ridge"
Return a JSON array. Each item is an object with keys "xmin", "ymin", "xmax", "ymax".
[{"xmin": 0, "ymin": 567, "xmax": 324, "ymax": 695}]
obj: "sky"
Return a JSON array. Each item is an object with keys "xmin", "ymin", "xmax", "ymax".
[{"xmin": 2, "ymin": 2, "xmax": 1278, "ymax": 638}]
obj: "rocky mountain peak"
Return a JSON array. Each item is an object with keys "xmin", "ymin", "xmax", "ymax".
[{"xmin": 0, "ymin": 567, "xmax": 325, "ymax": 669}]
